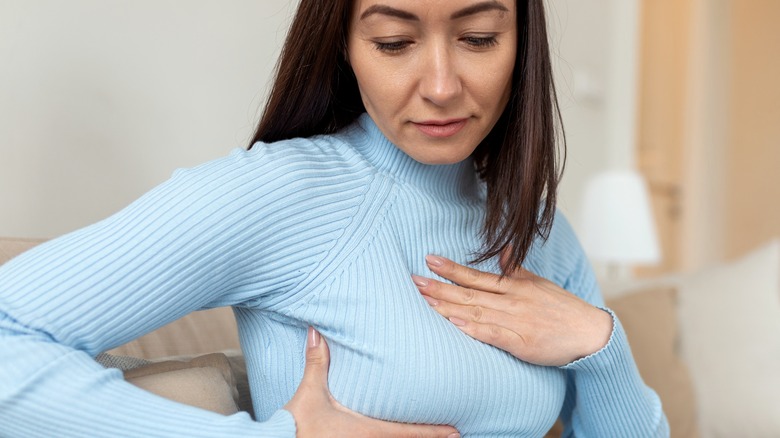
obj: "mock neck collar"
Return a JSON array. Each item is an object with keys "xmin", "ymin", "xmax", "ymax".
[{"xmin": 340, "ymin": 113, "xmax": 483, "ymax": 201}]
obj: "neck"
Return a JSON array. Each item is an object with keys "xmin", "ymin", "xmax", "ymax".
[{"xmin": 341, "ymin": 114, "xmax": 483, "ymax": 201}]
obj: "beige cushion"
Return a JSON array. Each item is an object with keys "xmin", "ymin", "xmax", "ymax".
[
  {"xmin": 125, "ymin": 353, "xmax": 239, "ymax": 415},
  {"xmin": 107, "ymin": 307, "xmax": 241, "ymax": 359},
  {"xmin": 607, "ymin": 287, "xmax": 698, "ymax": 438},
  {"xmin": 676, "ymin": 239, "xmax": 780, "ymax": 437},
  {"xmin": 123, "ymin": 352, "xmax": 252, "ymax": 417}
]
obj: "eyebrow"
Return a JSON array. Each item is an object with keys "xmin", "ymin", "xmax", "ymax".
[
  {"xmin": 451, "ymin": 1, "xmax": 510, "ymax": 20},
  {"xmin": 359, "ymin": 1, "xmax": 509, "ymax": 22},
  {"xmin": 360, "ymin": 4, "xmax": 418, "ymax": 21}
]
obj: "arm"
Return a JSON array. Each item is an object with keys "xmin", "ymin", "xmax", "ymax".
[
  {"xmin": 555, "ymin": 254, "xmax": 669, "ymax": 437},
  {"xmin": 411, "ymin": 216, "xmax": 669, "ymax": 437},
  {"xmin": 0, "ymin": 149, "xmax": 303, "ymax": 436},
  {"xmin": 0, "ymin": 145, "xmax": 460, "ymax": 438}
]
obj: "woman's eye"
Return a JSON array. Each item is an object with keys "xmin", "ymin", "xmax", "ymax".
[
  {"xmin": 463, "ymin": 36, "xmax": 498, "ymax": 49},
  {"xmin": 374, "ymin": 40, "xmax": 412, "ymax": 53}
]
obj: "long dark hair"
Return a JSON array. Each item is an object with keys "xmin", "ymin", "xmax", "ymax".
[{"xmin": 249, "ymin": 0, "xmax": 565, "ymax": 270}]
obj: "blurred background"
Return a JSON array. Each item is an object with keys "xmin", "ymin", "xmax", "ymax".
[
  {"xmin": 1, "ymin": 0, "xmax": 778, "ymax": 276},
  {"xmin": 2, "ymin": 2, "xmax": 779, "ymax": 436}
]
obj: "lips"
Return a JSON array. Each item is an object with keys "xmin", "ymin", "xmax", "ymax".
[{"xmin": 413, "ymin": 118, "xmax": 468, "ymax": 138}]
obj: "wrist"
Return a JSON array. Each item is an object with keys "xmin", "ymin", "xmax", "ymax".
[{"xmin": 582, "ymin": 306, "xmax": 614, "ymax": 358}]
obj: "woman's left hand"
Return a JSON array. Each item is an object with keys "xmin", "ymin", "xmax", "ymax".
[{"xmin": 412, "ymin": 254, "xmax": 613, "ymax": 367}]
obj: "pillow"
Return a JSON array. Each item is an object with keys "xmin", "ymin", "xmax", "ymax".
[
  {"xmin": 676, "ymin": 239, "xmax": 780, "ymax": 437},
  {"xmin": 123, "ymin": 352, "xmax": 254, "ymax": 417},
  {"xmin": 107, "ymin": 307, "xmax": 241, "ymax": 359},
  {"xmin": 122, "ymin": 353, "xmax": 241, "ymax": 416},
  {"xmin": 607, "ymin": 287, "xmax": 698, "ymax": 438},
  {"xmin": 225, "ymin": 353, "xmax": 255, "ymax": 417}
]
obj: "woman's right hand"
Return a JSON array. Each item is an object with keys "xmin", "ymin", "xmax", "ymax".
[{"xmin": 284, "ymin": 327, "xmax": 460, "ymax": 438}]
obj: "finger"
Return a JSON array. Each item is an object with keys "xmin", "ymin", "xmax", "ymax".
[
  {"xmin": 449, "ymin": 319, "xmax": 526, "ymax": 359},
  {"xmin": 421, "ymin": 294, "xmax": 519, "ymax": 328},
  {"xmin": 413, "ymin": 275, "xmax": 509, "ymax": 308},
  {"xmin": 301, "ymin": 326, "xmax": 330, "ymax": 391},
  {"xmin": 425, "ymin": 255, "xmax": 509, "ymax": 294}
]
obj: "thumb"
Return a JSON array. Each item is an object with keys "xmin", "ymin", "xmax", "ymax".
[{"xmin": 301, "ymin": 326, "xmax": 330, "ymax": 390}]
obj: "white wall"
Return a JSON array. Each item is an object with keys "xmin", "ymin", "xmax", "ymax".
[
  {"xmin": 548, "ymin": 0, "xmax": 641, "ymax": 233},
  {"xmin": 0, "ymin": 0, "xmax": 632, "ymax": 239},
  {"xmin": 0, "ymin": 0, "xmax": 296, "ymax": 237}
]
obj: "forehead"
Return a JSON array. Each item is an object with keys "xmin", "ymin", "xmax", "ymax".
[{"xmin": 350, "ymin": 0, "xmax": 515, "ymax": 22}]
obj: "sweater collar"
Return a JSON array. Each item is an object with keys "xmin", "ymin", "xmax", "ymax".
[{"xmin": 343, "ymin": 113, "xmax": 483, "ymax": 201}]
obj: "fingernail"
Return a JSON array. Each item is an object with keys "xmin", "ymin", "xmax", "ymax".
[
  {"xmin": 422, "ymin": 295, "xmax": 439, "ymax": 307},
  {"xmin": 449, "ymin": 317, "xmax": 467, "ymax": 327},
  {"xmin": 308, "ymin": 327, "xmax": 320, "ymax": 348},
  {"xmin": 426, "ymin": 255, "xmax": 445, "ymax": 267},
  {"xmin": 411, "ymin": 275, "xmax": 429, "ymax": 287},
  {"xmin": 448, "ymin": 434, "xmax": 461, "ymax": 438}
]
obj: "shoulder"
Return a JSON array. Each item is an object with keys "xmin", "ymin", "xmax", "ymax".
[
  {"xmin": 171, "ymin": 133, "xmax": 373, "ymax": 203},
  {"xmin": 140, "ymin": 133, "xmax": 389, "ymax": 305},
  {"xmin": 248, "ymin": 131, "xmax": 362, "ymax": 165},
  {"xmin": 523, "ymin": 210, "xmax": 602, "ymax": 305},
  {"xmin": 235, "ymin": 133, "xmax": 369, "ymax": 183},
  {"xmin": 142, "ymin": 132, "xmax": 382, "ymax": 256}
]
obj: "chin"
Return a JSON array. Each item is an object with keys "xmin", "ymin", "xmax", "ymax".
[
  {"xmin": 408, "ymin": 149, "xmax": 473, "ymax": 165},
  {"xmin": 392, "ymin": 129, "xmax": 481, "ymax": 165}
]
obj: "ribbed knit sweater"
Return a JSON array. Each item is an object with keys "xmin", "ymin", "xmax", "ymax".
[{"xmin": 0, "ymin": 114, "xmax": 668, "ymax": 437}]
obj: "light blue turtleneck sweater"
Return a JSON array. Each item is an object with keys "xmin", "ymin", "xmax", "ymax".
[{"xmin": 0, "ymin": 114, "xmax": 668, "ymax": 437}]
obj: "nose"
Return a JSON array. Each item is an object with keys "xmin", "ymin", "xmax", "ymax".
[{"xmin": 418, "ymin": 43, "xmax": 462, "ymax": 107}]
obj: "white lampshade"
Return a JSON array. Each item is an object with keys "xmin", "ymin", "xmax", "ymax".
[{"xmin": 580, "ymin": 170, "xmax": 661, "ymax": 265}]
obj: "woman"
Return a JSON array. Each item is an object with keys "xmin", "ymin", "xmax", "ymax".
[{"xmin": 0, "ymin": 0, "xmax": 668, "ymax": 436}]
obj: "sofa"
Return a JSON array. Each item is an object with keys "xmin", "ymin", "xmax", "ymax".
[{"xmin": 2, "ymin": 236, "xmax": 779, "ymax": 437}]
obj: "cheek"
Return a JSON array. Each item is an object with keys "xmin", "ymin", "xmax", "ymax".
[
  {"xmin": 351, "ymin": 56, "xmax": 412, "ymax": 112},
  {"xmin": 468, "ymin": 53, "xmax": 515, "ymax": 110}
]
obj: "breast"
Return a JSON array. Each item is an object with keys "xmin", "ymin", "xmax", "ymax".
[{"xmin": 294, "ymin": 243, "xmax": 567, "ymax": 437}]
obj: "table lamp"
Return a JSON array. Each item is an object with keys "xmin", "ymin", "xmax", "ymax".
[{"xmin": 579, "ymin": 169, "xmax": 661, "ymax": 280}]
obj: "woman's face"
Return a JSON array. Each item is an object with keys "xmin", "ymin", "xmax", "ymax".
[{"xmin": 347, "ymin": 0, "xmax": 517, "ymax": 165}]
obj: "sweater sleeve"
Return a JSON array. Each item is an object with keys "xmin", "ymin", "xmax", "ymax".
[
  {"xmin": 550, "ymin": 214, "xmax": 669, "ymax": 438},
  {"xmin": 0, "ymin": 141, "xmax": 367, "ymax": 437}
]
